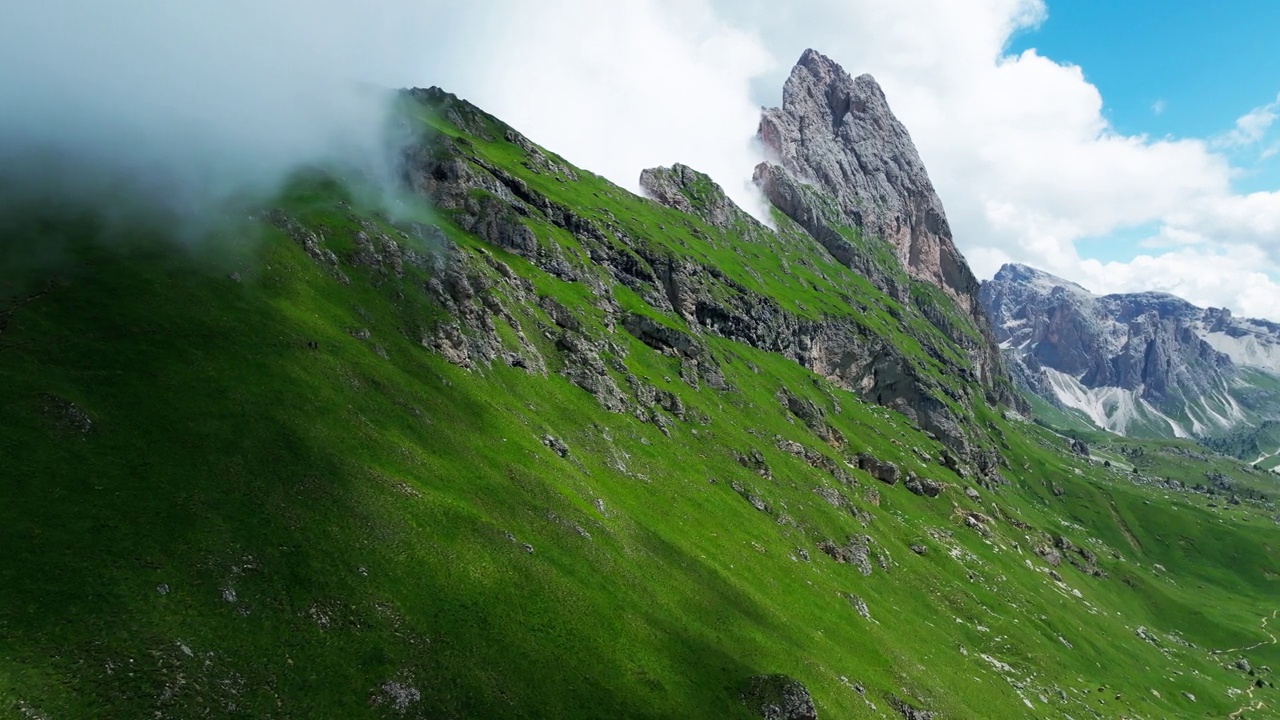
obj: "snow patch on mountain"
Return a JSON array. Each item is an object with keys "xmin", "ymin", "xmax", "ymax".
[
  {"xmin": 1044, "ymin": 369, "xmax": 1190, "ymax": 438},
  {"xmin": 1200, "ymin": 329, "xmax": 1280, "ymax": 374}
]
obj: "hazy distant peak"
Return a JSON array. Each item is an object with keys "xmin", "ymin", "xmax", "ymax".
[{"xmin": 992, "ymin": 263, "xmax": 1092, "ymax": 297}]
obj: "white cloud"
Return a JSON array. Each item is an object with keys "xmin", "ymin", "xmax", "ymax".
[
  {"xmin": 1177, "ymin": 191, "xmax": 1280, "ymax": 245},
  {"xmin": 1082, "ymin": 246, "xmax": 1280, "ymax": 320},
  {"xmin": 417, "ymin": 0, "xmax": 776, "ymax": 219},
  {"xmin": 0, "ymin": 0, "xmax": 433, "ymax": 211},
  {"xmin": 1138, "ymin": 226, "xmax": 1206, "ymax": 249},
  {"xmin": 1152, "ymin": 99, "xmax": 1167, "ymax": 116},
  {"xmin": 1216, "ymin": 94, "xmax": 1280, "ymax": 148}
]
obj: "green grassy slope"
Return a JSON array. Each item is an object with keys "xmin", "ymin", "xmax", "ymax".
[{"xmin": 1, "ymin": 96, "xmax": 1278, "ymax": 719}]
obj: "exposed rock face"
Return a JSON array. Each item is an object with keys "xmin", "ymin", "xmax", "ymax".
[
  {"xmin": 639, "ymin": 164, "xmax": 736, "ymax": 228},
  {"xmin": 639, "ymin": 165, "xmax": 697, "ymax": 216},
  {"xmin": 904, "ymin": 474, "xmax": 944, "ymax": 498},
  {"xmin": 754, "ymin": 49, "xmax": 1005, "ymax": 401},
  {"xmin": 751, "ymin": 163, "xmax": 903, "ymax": 299},
  {"xmin": 622, "ymin": 313, "xmax": 701, "ymax": 359},
  {"xmin": 759, "ymin": 50, "xmax": 969, "ymax": 306},
  {"xmin": 742, "ymin": 674, "xmax": 819, "ymax": 720},
  {"xmin": 818, "ymin": 536, "xmax": 875, "ymax": 576},
  {"xmin": 981, "ymin": 262, "xmax": 1280, "ymax": 437},
  {"xmin": 857, "ymin": 453, "xmax": 899, "ymax": 485},
  {"xmin": 890, "ymin": 696, "xmax": 935, "ymax": 720},
  {"xmin": 42, "ymin": 393, "xmax": 94, "ymax": 435}
]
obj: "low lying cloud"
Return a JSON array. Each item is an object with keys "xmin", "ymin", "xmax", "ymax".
[{"xmin": 0, "ymin": 0, "xmax": 431, "ymax": 216}]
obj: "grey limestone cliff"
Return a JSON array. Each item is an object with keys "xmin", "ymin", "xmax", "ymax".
[
  {"xmin": 753, "ymin": 49, "xmax": 1004, "ymax": 401},
  {"xmin": 756, "ymin": 50, "xmax": 978, "ymax": 316}
]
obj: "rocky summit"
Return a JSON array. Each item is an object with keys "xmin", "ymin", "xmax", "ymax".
[
  {"xmin": 753, "ymin": 50, "xmax": 1004, "ymax": 399},
  {"xmin": 981, "ymin": 262, "xmax": 1280, "ymax": 439},
  {"xmin": 757, "ymin": 51, "xmax": 978, "ymax": 313}
]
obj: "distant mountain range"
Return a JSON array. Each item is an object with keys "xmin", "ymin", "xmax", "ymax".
[{"xmin": 981, "ymin": 263, "xmax": 1280, "ymax": 443}]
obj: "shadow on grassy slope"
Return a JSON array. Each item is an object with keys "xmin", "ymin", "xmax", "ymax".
[{"xmin": 0, "ymin": 214, "xmax": 797, "ymax": 718}]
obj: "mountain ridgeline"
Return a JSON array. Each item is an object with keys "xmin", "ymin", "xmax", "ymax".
[
  {"xmin": 981, "ymin": 262, "xmax": 1280, "ymax": 442},
  {"xmin": 2, "ymin": 50, "xmax": 1278, "ymax": 720},
  {"xmin": 412, "ymin": 48, "xmax": 1013, "ymax": 484}
]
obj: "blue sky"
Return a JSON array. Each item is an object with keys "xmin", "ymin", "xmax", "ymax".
[{"xmin": 1011, "ymin": 1, "xmax": 1280, "ymax": 194}]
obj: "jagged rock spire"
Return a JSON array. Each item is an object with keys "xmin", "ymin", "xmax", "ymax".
[{"xmin": 757, "ymin": 49, "xmax": 980, "ymax": 317}]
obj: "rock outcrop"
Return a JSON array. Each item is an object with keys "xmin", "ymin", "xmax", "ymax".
[
  {"xmin": 741, "ymin": 674, "xmax": 819, "ymax": 720},
  {"xmin": 639, "ymin": 164, "xmax": 737, "ymax": 228},
  {"xmin": 753, "ymin": 50, "xmax": 1006, "ymax": 401}
]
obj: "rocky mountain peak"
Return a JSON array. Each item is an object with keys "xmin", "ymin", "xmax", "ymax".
[
  {"xmin": 753, "ymin": 50, "xmax": 1009, "ymax": 406},
  {"xmin": 757, "ymin": 50, "xmax": 979, "ymax": 318},
  {"xmin": 771, "ymin": 49, "xmax": 893, "ymax": 152},
  {"xmin": 991, "ymin": 263, "xmax": 1088, "ymax": 293}
]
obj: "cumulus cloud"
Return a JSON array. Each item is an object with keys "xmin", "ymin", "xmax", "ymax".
[
  {"xmin": 1082, "ymin": 246, "xmax": 1280, "ymax": 320},
  {"xmin": 416, "ymin": 0, "xmax": 776, "ymax": 219},
  {"xmin": 0, "ymin": 0, "xmax": 432, "ymax": 214},
  {"xmin": 1217, "ymin": 94, "xmax": 1280, "ymax": 148}
]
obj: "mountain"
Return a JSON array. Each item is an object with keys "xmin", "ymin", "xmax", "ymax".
[
  {"xmin": 753, "ymin": 50, "xmax": 1005, "ymax": 404},
  {"xmin": 981, "ymin": 262, "xmax": 1280, "ymax": 439},
  {"xmin": 2, "ymin": 51, "xmax": 1278, "ymax": 720},
  {"xmin": 757, "ymin": 51, "xmax": 978, "ymax": 314}
]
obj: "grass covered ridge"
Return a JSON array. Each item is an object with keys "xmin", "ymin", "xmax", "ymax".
[{"xmin": 0, "ymin": 94, "xmax": 1277, "ymax": 719}]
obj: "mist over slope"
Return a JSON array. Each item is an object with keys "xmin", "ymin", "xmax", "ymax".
[{"xmin": 0, "ymin": 0, "xmax": 432, "ymax": 216}]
